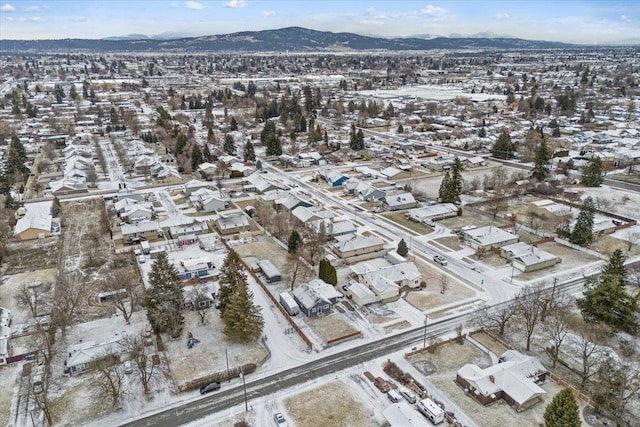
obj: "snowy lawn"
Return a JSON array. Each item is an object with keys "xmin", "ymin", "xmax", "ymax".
[
  {"xmin": 470, "ymin": 331, "xmax": 511, "ymax": 357},
  {"xmin": 0, "ymin": 268, "xmax": 57, "ymax": 326},
  {"xmin": 1, "ymin": 237, "xmax": 59, "ymax": 275},
  {"xmin": 405, "ymin": 281, "xmax": 475, "ymax": 313},
  {"xmin": 304, "ymin": 312, "xmax": 359, "ymax": 343},
  {"xmin": 164, "ymin": 310, "xmax": 268, "ymax": 390},
  {"xmin": 284, "ymin": 380, "xmax": 378, "ymax": 427},
  {"xmin": 0, "ymin": 364, "xmax": 20, "ymax": 427}
]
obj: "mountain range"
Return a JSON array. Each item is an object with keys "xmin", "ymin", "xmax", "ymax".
[{"xmin": 0, "ymin": 26, "xmax": 586, "ymax": 53}]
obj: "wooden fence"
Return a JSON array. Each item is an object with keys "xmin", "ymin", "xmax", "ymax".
[
  {"xmin": 326, "ymin": 330, "xmax": 362, "ymax": 347},
  {"xmin": 404, "ymin": 334, "xmax": 466, "ymax": 357},
  {"xmin": 220, "ymin": 239, "xmax": 313, "ymax": 351}
]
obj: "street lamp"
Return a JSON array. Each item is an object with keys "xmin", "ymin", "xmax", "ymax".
[
  {"xmin": 240, "ymin": 369, "xmax": 248, "ymax": 412},
  {"xmin": 422, "ymin": 314, "xmax": 428, "ymax": 349}
]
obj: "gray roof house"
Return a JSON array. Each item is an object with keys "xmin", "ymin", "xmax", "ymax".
[
  {"xmin": 463, "ymin": 226, "xmax": 518, "ymax": 250},
  {"xmin": 292, "ymin": 279, "xmax": 341, "ymax": 317},
  {"xmin": 500, "ymin": 242, "xmax": 560, "ymax": 273},
  {"xmin": 385, "ymin": 192, "xmax": 418, "ymax": 211}
]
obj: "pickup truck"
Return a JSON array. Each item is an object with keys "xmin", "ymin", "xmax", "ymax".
[{"xmin": 374, "ymin": 376, "xmax": 391, "ymax": 393}]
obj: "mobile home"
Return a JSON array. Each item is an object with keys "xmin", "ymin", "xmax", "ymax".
[
  {"xmin": 279, "ymin": 291, "xmax": 300, "ymax": 316},
  {"xmin": 418, "ymin": 398, "xmax": 444, "ymax": 425}
]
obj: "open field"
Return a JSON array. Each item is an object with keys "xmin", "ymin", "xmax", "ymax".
[
  {"xmin": 305, "ymin": 312, "xmax": 359, "ymax": 343},
  {"xmin": 1, "ymin": 238, "xmax": 59, "ymax": 275},
  {"xmin": 164, "ymin": 311, "xmax": 268, "ymax": 390},
  {"xmin": 284, "ymin": 380, "xmax": 379, "ymax": 427},
  {"xmin": 591, "ymin": 234, "xmax": 640, "ymax": 257},
  {"xmin": 439, "ymin": 209, "xmax": 507, "ymax": 231}
]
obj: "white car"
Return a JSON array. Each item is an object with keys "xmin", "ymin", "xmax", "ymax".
[
  {"xmin": 274, "ymin": 413, "xmax": 287, "ymax": 425},
  {"xmin": 433, "ymin": 255, "xmax": 448, "ymax": 266},
  {"xmin": 424, "ymin": 219, "xmax": 436, "ymax": 227}
]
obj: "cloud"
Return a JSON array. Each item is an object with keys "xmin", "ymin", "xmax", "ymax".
[
  {"xmin": 24, "ymin": 5, "xmax": 48, "ymax": 12},
  {"xmin": 184, "ymin": 1, "xmax": 206, "ymax": 10},
  {"xmin": 261, "ymin": 10, "xmax": 275, "ymax": 17},
  {"xmin": 5, "ymin": 16, "xmax": 12, "ymax": 21},
  {"xmin": 170, "ymin": 2, "xmax": 178, "ymax": 7},
  {"xmin": 620, "ymin": 14, "xmax": 631, "ymax": 22},
  {"xmin": 224, "ymin": 0, "xmax": 247, "ymax": 8},
  {"xmin": 0, "ymin": 3, "xmax": 16, "ymax": 12},
  {"xmin": 28, "ymin": 16, "xmax": 44, "ymax": 22},
  {"xmin": 359, "ymin": 19, "xmax": 384, "ymax": 26},
  {"xmin": 420, "ymin": 5, "xmax": 448, "ymax": 21},
  {"xmin": 493, "ymin": 13, "xmax": 509, "ymax": 20}
]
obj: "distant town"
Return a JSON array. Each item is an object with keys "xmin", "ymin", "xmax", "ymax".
[{"xmin": 0, "ymin": 37, "xmax": 639, "ymax": 427}]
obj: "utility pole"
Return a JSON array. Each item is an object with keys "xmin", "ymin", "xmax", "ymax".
[
  {"xmin": 422, "ymin": 314, "xmax": 428, "ymax": 349},
  {"xmin": 240, "ymin": 369, "xmax": 248, "ymax": 412},
  {"xmin": 225, "ymin": 349, "xmax": 230, "ymax": 382}
]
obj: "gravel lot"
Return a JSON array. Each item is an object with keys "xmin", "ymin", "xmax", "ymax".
[{"xmin": 284, "ymin": 380, "xmax": 378, "ymax": 427}]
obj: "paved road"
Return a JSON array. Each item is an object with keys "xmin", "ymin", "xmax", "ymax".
[{"xmin": 122, "ymin": 313, "xmax": 467, "ymax": 427}]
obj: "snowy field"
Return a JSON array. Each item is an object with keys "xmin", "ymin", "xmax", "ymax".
[{"xmin": 359, "ymin": 84, "xmax": 506, "ymax": 102}]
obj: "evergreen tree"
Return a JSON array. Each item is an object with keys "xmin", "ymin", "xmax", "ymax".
[
  {"xmin": 265, "ymin": 133, "xmax": 282, "ymax": 157},
  {"xmin": 288, "ymin": 230, "xmax": 302, "ymax": 254},
  {"xmin": 492, "ymin": 129, "xmax": 515, "ymax": 159},
  {"xmin": 223, "ymin": 134, "xmax": 235, "ymax": 155},
  {"xmin": 175, "ymin": 133, "xmax": 188, "ymax": 156},
  {"xmin": 349, "ymin": 123, "xmax": 357, "ymax": 150},
  {"xmin": 51, "ymin": 196, "xmax": 62, "ymax": 218},
  {"xmin": 543, "ymin": 388, "xmax": 581, "ymax": 427},
  {"xmin": 591, "ymin": 357, "xmax": 638, "ymax": 417},
  {"xmin": 602, "ymin": 248, "xmax": 627, "ymax": 286},
  {"xmin": 578, "ymin": 275, "xmax": 637, "ymax": 334},
  {"xmin": 6, "ymin": 135, "xmax": 28, "ymax": 180},
  {"xmin": 397, "ymin": 239, "xmax": 409, "ymax": 257},
  {"xmin": 531, "ymin": 139, "xmax": 551, "ymax": 181},
  {"xmin": 202, "ymin": 143, "xmax": 212, "ymax": 162},
  {"xmin": 397, "ymin": 124, "xmax": 404, "ymax": 134},
  {"xmin": 69, "ymin": 84, "xmax": 78, "ymax": 100},
  {"xmin": 223, "ymin": 279, "xmax": 264, "ymax": 341},
  {"xmin": 191, "ymin": 144, "xmax": 203, "ymax": 171},
  {"xmin": 218, "ymin": 249, "xmax": 246, "ymax": 314},
  {"xmin": 582, "ymin": 157, "xmax": 604, "ymax": 187},
  {"xmin": 356, "ymin": 129, "xmax": 365, "ymax": 150},
  {"xmin": 569, "ymin": 196, "xmax": 595, "ymax": 246},
  {"xmin": 229, "ymin": 116, "xmax": 238, "ymax": 131},
  {"xmin": 450, "ymin": 157, "xmax": 464, "ymax": 201},
  {"xmin": 438, "ymin": 171, "xmax": 454, "ymax": 203},
  {"xmin": 145, "ymin": 252, "xmax": 183, "ymax": 337},
  {"xmin": 243, "ymin": 140, "xmax": 256, "ymax": 162}
]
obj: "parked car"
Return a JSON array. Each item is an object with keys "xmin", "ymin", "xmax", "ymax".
[
  {"xmin": 433, "ymin": 255, "xmax": 448, "ymax": 266},
  {"xmin": 400, "ymin": 389, "xmax": 417, "ymax": 404},
  {"xmin": 274, "ymin": 413, "xmax": 286, "ymax": 425},
  {"xmin": 424, "ymin": 219, "xmax": 436, "ymax": 227},
  {"xmin": 124, "ymin": 361, "xmax": 133, "ymax": 374},
  {"xmin": 374, "ymin": 376, "xmax": 390, "ymax": 393},
  {"xmin": 199, "ymin": 382, "xmax": 221, "ymax": 395}
]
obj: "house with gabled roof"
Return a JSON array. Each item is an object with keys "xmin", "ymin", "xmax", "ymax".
[
  {"xmin": 385, "ymin": 192, "xmax": 418, "ymax": 211},
  {"xmin": 463, "ymin": 226, "xmax": 518, "ymax": 250},
  {"xmin": 456, "ymin": 350, "xmax": 548, "ymax": 411},
  {"xmin": 14, "ymin": 205, "xmax": 52, "ymax": 240},
  {"xmin": 64, "ymin": 339, "xmax": 123, "ymax": 375},
  {"xmin": 500, "ymin": 242, "xmax": 560, "ymax": 272},
  {"xmin": 333, "ymin": 235, "xmax": 386, "ymax": 260},
  {"xmin": 292, "ymin": 279, "xmax": 342, "ymax": 317},
  {"xmin": 214, "ymin": 211, "xmax": 250, "ymax": 235}
]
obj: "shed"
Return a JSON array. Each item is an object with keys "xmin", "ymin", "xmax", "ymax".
[
  {"xmin": 279, "ymin": 292, "xmax": 300, "ymax": 316},
  {"xmin": 257, "ymin": 259, "xmax": 281, "ymax": 283}
]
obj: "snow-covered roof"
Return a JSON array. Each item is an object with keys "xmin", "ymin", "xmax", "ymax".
[{"xmin": 14, "ymin": 203, "xmax": 52, "ymax": 236}]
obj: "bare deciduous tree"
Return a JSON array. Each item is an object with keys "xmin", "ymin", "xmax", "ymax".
[
  {"xmin": 92, "ymin": 353, "xmax": 126, "ymax": 409},
  {"xmin": 486, "ymin": 196, "xmax": 508, "ymax": 219},
  {"xmin": 192, "ymin": 285, "xmax": 212, "ymax": 324},
  {"xmin": 15, "ymin": 281, "xmax": 51, "ymax": 319},
  {"xmin": 439, "ymin": 274, "xmax": 449, "ymax": 294},
  {"xmin": 121, "ymin": 334, "xmax": 157, "ymax": 395},
  {"xmin": 473, "ymin": 303, "xmax": 517, "ymax": 336},
  {"xmin": 52, "ymin": 272, "xmax": 87, "ymax": 335},
  {"xmin": 543, "ymin": 301, "xmax": 574, "ymax": 368},
  {"xmin": 101, "ymin": 270, "xmax": 141, "ymax": 324},
  {"xmin": 514, "ymin": 285, "xmax": 543, "ymax": 351}
]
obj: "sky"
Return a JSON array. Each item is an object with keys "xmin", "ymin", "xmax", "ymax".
[{"xmin": 0, "ymin": 1, "xmax": 639, "ymax": 44}]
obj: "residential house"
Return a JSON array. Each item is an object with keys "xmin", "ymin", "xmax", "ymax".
[
  {"xmin": 120, "ymin": 220, "xmax": 161, "ymax": 243},
  {"xmin": 183, "ymin": 179, "xmax": 210, "ymax": 196},
  {"xmin": 404, "ymin": 203, "xmax": 458, "ymax": 223},
  {"xmin": 464, "ymin": 156, "xmax": 487, "ymax": 168},
  {"xmin": 14, "ymin": 206, "xmax": 52, "ymax": 241},
  {"xmin": 214, "ymin": 211, "xmax": 250, "ymax": 235},
  {"xmin": 64, "ymin": 339, "xmax": 123, "ymax": 375},
  {"xmin": 197, "ymin": 162, "xmax": 217, "ymax": 179},
  {"xmin": 0, "ymin": 307, "xmax": 10, "ymax": 365},
  {"xmin": 456, "ymin": 350, "xmax": 548, "ymax": 411},
  {"xmin": 291, "ymin": 205, "xmax": 334, "ymax": 225},
  {"xmin": 463, "ymin": 226, "xmax": 518, "ymax": 250},
  {"xmin": 230, "ymin": 162, "xmax": 254, "ymax": 177},
  {"xmin": 176, "ymin": 257, "xmax": 217, "ymax": 282},
  {"xmin": 292, "ymin": 279, "xmax": 342, "ymax": 317},
  {"xmin": 527, "ymin": 199, "xmax": 571, "ymax": 223},
  {"xmin": 275, "ymin": 193, "xmax": 314, "ymax": 212},
  {"xmin": 500, "ymin": 242, "xmax": 560, "ymax": 272},
  {"xmin": 49, "ymin": 178, "xmax": 88, "ymax": 196},
  {"xmin": 385, "ymin": 192, "xmax": 418, "ymax": 211},
  {"xmin": 323, "ymin": 170, "xmax": 350, "ymax": 187},
  {"xmin": 333, "ymin": 235, "xmax": 386, "ymax": 260},
  {"xmin": 169, "ymin": 220, "xmax": 209, "ymax": 238},
  {"xmin": 380, "ymin": 166, "xmax": 411, "ymax": 180},
  {"xmin": 182, "ymin": 283, "xmax": 216, "ymax": 311},
  {"xmin": 190, "ymin": 188, "xmax": 228, "ymax": 212}
]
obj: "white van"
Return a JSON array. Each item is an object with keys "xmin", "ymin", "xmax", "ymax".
[
  {"xmin": 418, "ymin": 398, "xmax": 444, "ymax": 425},
  {"xmin": 387, "ymin": 389, "xmax": 401, "ymax": 403}
]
